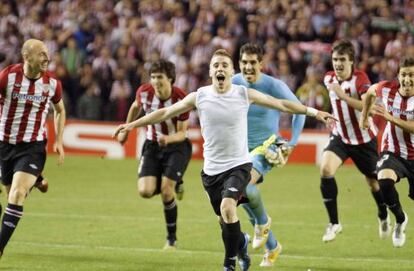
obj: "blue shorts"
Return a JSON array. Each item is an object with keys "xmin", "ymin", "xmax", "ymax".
[{"xmin": 250, "ymin": 153, "xmax": 273, "ymax": 178}]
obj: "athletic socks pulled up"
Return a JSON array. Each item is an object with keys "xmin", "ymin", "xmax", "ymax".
[
  {"xmin": 163, "ymin": 198, "xmax": 177, "ymax": 242},
  {"xmin": 371, "ymin": 190, "xmax": 388, "ymax": 220},
  {"xmin": 320, "ymin": 177, "xmax": 338, "ymax": 224},
  {"xmin": 379, "ymin": 179, "xmax": 405, "ymax": 223},
  {"xmin": 222, "ymin": 221, "xmax": 243, "ymax": 269},
  {"xmin": 0, "ymin": 204, "xmax": 23, "ymax": 253}
]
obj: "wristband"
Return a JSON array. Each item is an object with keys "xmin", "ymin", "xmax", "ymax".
[{"xmin": 306, "ymin": 107, "xmax": 318, "ymax": 117}]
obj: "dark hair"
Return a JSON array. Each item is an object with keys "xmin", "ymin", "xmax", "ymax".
[
  {"xmin": 149, "ymin": 59, "xmax": 176, "ymax": 84},
  {"xmin": 212, "ymin": 49, "xmax": 233, "ymax": 61},
  {"xmin": 331, "ymin": 40, "xmax": 355, "ymax": 62},
  {"xmin": 239, "ymin": 43, "xmax": 264, "ymax": 62},
  {"xmin": 400, "ymin": 57, "xmax": 414, "ymax": 69}
]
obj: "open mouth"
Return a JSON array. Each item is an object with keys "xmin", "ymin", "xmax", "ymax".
[{"xmin": 216, "ymin": 74, "xmax": 225, "ymax": 83}]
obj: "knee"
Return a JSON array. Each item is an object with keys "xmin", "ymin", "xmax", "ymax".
[
  {"xmin": 245, "ymin": 183, "xmax": 259, "ymax": 199},
  {"xmin": 320, "ymin": 164, "xmax": 335, "ymax": 177},
  {"xmin": 160, "ymin": 187, "xmax": 174, "ymax": 202},
  {"xmin": 8, "ymin": 187, "xmax": 28, "ymax": 204},
  {"xmin": 138, "ymin": 187, "xmax": 153, "ymax": 198},
  {"xmin": 366, "ymin": 178, "xmax": 379, "ymax": 191},
  {"xmin": 220, "ymin": 201, "xmax": 237, "ymax": 223}
]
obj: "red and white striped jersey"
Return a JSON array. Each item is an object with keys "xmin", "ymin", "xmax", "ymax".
[
  {"xmin": 136, "ymin": 83, "xmax": 189, "ymax": 141},
  {"xmin": 0, "ymin": 64, "xmax": 62, "ymax": 144},
  {"xmin": 376, "ymin": 81, "xmax": 414, "ymax": 160},
  {"xmin": 324, "ymin": 69, "xmax": 377, "ymax": 145}
]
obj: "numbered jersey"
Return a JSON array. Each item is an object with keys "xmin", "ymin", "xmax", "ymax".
[
  {"xmin": 324, "ymin": 70, "xmax": 377, "ymax": 145},
  {"xmin": 376, "ymin": 81, "xmax": 414, "ymax": 160}
]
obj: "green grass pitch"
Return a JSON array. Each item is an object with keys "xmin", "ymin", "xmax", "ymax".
[{"xmin": 0, "ymin": 155, "xmax": 412, "ymax": 270}]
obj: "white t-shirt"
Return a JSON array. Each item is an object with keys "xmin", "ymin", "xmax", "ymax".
[{"xmin": 195, "ymin": 84, "xmax": 251, "ymax": 175}]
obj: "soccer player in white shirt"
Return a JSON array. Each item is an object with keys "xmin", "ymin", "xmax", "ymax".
[{"xmin": 114, "ymin": 49, "xmax": 334, "ymax": 270}]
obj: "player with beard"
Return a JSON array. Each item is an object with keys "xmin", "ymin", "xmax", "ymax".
[
  {"xmin": 360, "ymin": 57, "xmax": 414, "ymax": 247},
  {"xmin": 232, "ymin": 43, "xmax": 305, "ymax": 267},
  {"xmin": 114, "ymin": 49, "xmax": 335, "ymax": 270}
]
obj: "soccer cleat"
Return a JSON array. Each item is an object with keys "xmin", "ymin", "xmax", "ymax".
[
  {"xmin": 237, "ymin": 233, "xmax": 251, "ymax": 271},
  {"xmin": 223, "ymin": 266, "xmax": 235, "ymax": 271},
  {"xmin": 259, "ymin": 242, "xmax": 282, "ymax": 267},
  {"xmin": 379, "ymin": 215, "xmax": 392, "ymax": 239},
  {"xmin": 34, "ymin": 179, "xmax": 49, "ymax": 193},
  {"xmin": 175, "ymin": 181, "xmax": 184, "ymax": 201},
  {"xmin": 163, "ymin": 239, "xmax": 177, "ymax": 250},
  {"xmin": 392, "ymin": 212, "xmax": 408, "ymax": 248},
  {"xmin": 322, "ymin": 223, "xmax": 342, "ymax": 242},
  {"xmin": 252, "ymin": 216, "xmax": 272, "ymax": 249}
]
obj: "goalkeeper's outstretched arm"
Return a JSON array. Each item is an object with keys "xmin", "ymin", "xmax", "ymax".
[{"xmin": 247, "ymin": 88, "xmax": 336, "ymax": 124}]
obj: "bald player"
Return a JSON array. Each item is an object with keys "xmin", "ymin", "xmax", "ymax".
[{"xmin": 0, "ymin": 39, "xmax": 65, "ymax": 257}]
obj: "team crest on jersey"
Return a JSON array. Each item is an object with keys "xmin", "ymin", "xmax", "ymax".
[
  {"xmin": 14, "ymin": 83, "xmax": 21, "ymax": 88},
  {"xmin": 43, "ymin": 84, "xmax": 50, "ymax": 92}
]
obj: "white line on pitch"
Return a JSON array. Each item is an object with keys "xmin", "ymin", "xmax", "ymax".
[
  {"xmin": 24, "ymin": 212, "xmax": 380, "ymax": 228},
  {"xmin": 12, "ymin": 241, "xmax": 414, "ymax": 265}
]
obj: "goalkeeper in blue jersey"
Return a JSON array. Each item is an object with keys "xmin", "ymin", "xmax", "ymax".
[{"xmin": 232, "ymin": 43, "xmax": 306, "ymax": 267}]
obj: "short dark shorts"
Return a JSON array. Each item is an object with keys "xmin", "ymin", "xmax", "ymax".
[
  {"xmin": 201, "ymin": 163, "xmax": 252, "ymax": 216},
  {"xmin": 138, "ymin": 138, "xmax": 192, "ymax": 183},
  {"xmin": 324, "ymin": 134, "xmax": 378, "ymax": 179},
  {"xmin": 377, "ymin": 151, "xmax": 414, "ymax": 200},
  {"xmin": 0, "ymin": 141, "xmax": 47, "ymax": 185},
  {"xmin": 377, "ymin": 151, "xmax": 414, "ymax": 181}
]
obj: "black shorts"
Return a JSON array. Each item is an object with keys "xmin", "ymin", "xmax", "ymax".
[
  {"xmin": 377, "ymin": 151, "xmax": 414, "ymax": 199},
  {"xmin": 138, "ymin": 139, "xmax": 192, "ymax": 183},
  {"xmin": 201, "ymin": 163, "xmax": 252, "ymax": 216},
  {"xmin": 377, "ymin": 151, "xmax": 414, "ymax": 181},
  {"xmin": 324, "ymin": 134, "xmax": 378, "ymax": 179},
  {"xmin": 0, "ymin": 141, "xmax": 47, "ymax": 186}
]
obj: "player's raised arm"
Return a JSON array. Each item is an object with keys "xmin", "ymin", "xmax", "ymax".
[
  {"xmin": 248, "ymin": 88, "xmax": 336, "ymax": 124},
  {"xmin": 113, "ymin": 92, "xmax": 196, "ymax": 137}
]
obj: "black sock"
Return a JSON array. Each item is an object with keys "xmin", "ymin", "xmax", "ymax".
[
  {"xmin": 222, "ymin": 221, "xmax": 242, "ymax": 269},
  {"xmin": 408, "ymin": 179, "xmax": 414, "ymax": 200},
  {"xmin": 371, "ymin": 190, "xmax": 388, "ymax": 220},
  {"xmin": 0, "ymin": 204, "xmax": 23, "ymax": 253},
  {"xmin": 320, "ymin": 177, "xmax": 338, "ymax": 224},
  {"xmin": 163, "ymin": 198, "xmax": 177, "ymax": 242},
  {"xmin": 379, "ymin": 179, "xmax": 405, "ymax": 223}
]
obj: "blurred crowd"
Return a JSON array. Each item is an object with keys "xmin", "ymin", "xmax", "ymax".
[{"xmin": 0, "ymin": 0, "xmax": 413, "ymax": 128}]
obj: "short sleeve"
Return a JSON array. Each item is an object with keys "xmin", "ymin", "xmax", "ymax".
[
  {"xmin": 51, "ymin": 79, "xmax": 63, "ymax": 103},
  {"xmin": 355, "ymin": 71, "xmax": 371, "ymax": 95},
  {"xmin": 0, "ymin": 66, "xmax": 10, "ymax": 96}
]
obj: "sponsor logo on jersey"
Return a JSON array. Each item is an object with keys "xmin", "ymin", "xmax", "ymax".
[{"xmin": 12, "ymin": 92, "xmax": 47, "ymax": 102}]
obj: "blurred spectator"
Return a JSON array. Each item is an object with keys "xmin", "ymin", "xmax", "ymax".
[
  {"xmin": 1, "ymin": 0, "xmax": 412, "ymax": 126},
  {"xmin": 60, "ymin": 37, "xmax": 85, "ymax": 78},
  {"xmin": 296, "ymin": 69, "xmax": 330, "ymax": 129},
  {"xmin": 77, "ymin": 82, "xmax": 103, "ymax": 120},
  {"xmin": 108, "ymin": 68, "xmax": 133, "ymax": 121}
]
